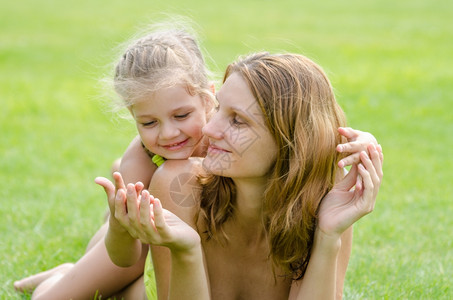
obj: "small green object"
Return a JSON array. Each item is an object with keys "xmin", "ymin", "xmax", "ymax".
[{"xmin": 152, "ymin": 154, "xmax": 166, "ymax": 167}]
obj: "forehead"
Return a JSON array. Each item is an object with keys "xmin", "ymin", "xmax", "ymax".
[
  {"xmin": 217, "ymin": 72, "xmax": 262, "ymax": 115},
  {"xmin": 132, "ymin": 85, "xmax": 203, "ymax": 111}
]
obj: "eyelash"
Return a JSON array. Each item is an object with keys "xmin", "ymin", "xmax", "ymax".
[
  {"xmin": 175, "ymin": 112, "xmax": 190, "ymax": 119},
  {"xmin": 231, "ymin": 114, "xmax": 246, "ymax": 126},
  {"xmin": 142, "ymin": 121, "xmax": 156, "ymax": 127},
  {"xmin": 141, "ymin": 112, "xmax": 190, "ymax": 127}
]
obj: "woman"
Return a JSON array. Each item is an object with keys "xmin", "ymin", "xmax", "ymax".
[{"xmin": 103, "ymin": 52, "xmax": 383, "ymax": 299}]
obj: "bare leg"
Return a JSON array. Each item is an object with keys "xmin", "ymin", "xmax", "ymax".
[
  {"xmin": 14, "ymin": 263, "xmax": 74, "ymax": 293},
  {"xmin": 16, "ymin": 239, "xmax": 148, "ymax": 300},
  {"xmin": 113, "ymin": 274, "xmax": 147, "ymax": 300}
]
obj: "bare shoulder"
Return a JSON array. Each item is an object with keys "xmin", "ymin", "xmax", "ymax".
[
  {"xmin": 120, "ymin": 135, "xmax": 157, "ymax": 185},
  {"xmin": 149, "ymin": 158, "xmax": 205, "ymax": 226}
]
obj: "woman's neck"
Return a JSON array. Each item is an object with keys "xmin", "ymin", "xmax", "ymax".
[{"xmin": 228, "ymin": 177, "xmax": 268, "ymax": 244}]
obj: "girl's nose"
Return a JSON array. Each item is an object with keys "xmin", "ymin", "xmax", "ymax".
[{"xmin": 159, "ymin": 122, "xmax": 179, "ymax": 140}]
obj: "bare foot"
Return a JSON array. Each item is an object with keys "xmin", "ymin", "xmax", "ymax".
[{"xmin": 14, "ymin": 263, "xmax": 74, "ymax": 293}]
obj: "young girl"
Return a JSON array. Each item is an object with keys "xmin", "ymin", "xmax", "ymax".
[
  {"xmin": 15, "ymin": 24, "xmax": 380, "ymax": 299},
  {"xmin": 104, "ymin": 52, "xmax": 383, "ymax": 299},
  {"xmin": 14, "ymin": 25, "xmax": 216, "ymax": 299}
]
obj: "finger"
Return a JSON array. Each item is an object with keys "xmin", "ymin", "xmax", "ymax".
[
  {"xmin": 126, "ymin": 184, "xmax": 140, "ymax": 225},
  {"xmin": 338, "ymin": 127, "xmax": 359, "ymax": 140},
  {"xmin": 152, "ymin": 198, "xmax": 167, "ymax": 232},
  {"xmin": 114, "ymin": 188, "xmax": 128, "ymax": 221},
  {"xmin": 357, "ymin": 163, "xmax": 375, "ymax": 213},
  {"xmin": 112, "ymin": 172, "xmax": 126, "ymax": 192},
  {"xmin": 367, "ymin": 144, "xmax": 383, "ymax": 180},
  {"xmin": 360, "ymin": 150, "xmax": 380, "ymax": 190},
  {"xmin": 337, "ymin": 141, "xmax": 369, "ymax": 154},
  {"xmin": 94, "ymin": 177, "xmax": 115, "ymax": 202},
  {"xmin": 139, "ymin": 190, "xmax": 153, "ymax": 230},
  {"xmin": 338, "ymin": 152, "xmax": 360, "ymax": 168},
  {"xmin": 335, "ymin": 164, "xmax": 358, "ymax": 191},
  {"xmin": 377, "ymin": 144, "xmax": 384, "ymax": 164},
  {"xmin": 135, "ymin": 182, "xmax": 145, "ymax": 198},
  {"xmin": 355, "ymin": 172, "xmax": 363, "ymax": 193}
]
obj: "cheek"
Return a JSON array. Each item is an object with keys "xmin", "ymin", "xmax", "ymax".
[
  {"xmin": 137, "ymin": 128, "xmax": 158, "ymax": 148},
  {"xmin": 185, "ymin": 114, "xmax": 206, "ymax": 137}
]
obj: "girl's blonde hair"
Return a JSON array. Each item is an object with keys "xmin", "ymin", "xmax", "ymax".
[
  {"xmin": 198, "ymin": 52, "xmax": 347, "ymax": 279},
  {"xmin": 111, "ymin": 23, "xmax": 215, "ymax": 110}
]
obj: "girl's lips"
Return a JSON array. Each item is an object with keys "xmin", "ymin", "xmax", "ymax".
[{"xmin": 162, "ymin": 138, "xmax": 189, "ymax": 151}]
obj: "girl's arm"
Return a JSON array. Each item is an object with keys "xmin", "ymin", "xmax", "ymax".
[
  {"xmin": 290, "ymin": 143, "xmax": 383, "ymax": 299},
  {"xmin": 110, "ymin": 159, "xmax": 210, "ymax": 300},
  {"xmin": 96, "ymin": 136, "xmax": 157, "ymax": 267}
]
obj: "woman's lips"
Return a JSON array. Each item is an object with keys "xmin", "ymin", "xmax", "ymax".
[{"xmin": 207, "ymin": 144, "xmax": 231, "ymax": 154}]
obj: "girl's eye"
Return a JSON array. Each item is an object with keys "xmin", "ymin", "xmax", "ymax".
[
  {"xmin": 142, "ymin": 120, "xmax": 157, "ymax": 127},
  {"xmin": 175, "ymin": 112, "xmax": 190, "ymax": 119}
]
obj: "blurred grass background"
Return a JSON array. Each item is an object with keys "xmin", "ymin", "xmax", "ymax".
[{"xmin": 1, "ymin": 0, "xmax": 452, "ymax": 298}]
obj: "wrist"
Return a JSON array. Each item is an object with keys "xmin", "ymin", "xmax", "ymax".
[
  {"xmin": 313, "ymin": 229, "xmax": 342, "ymax": 255},
  {"xmin": 170, "ymin": 242, "xmax": 203, "ymax": 264}
]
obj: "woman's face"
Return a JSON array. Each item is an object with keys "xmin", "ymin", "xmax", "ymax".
[{"xmin": 202, "ymin": 72, "xmax": 278, "ymax": 179}]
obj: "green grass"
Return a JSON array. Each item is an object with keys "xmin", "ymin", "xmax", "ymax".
[{"xmin": 1, "ymin": 0, "xmax": 452, "ymax": 298}]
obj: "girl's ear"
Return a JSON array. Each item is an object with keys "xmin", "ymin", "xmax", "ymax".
[
  {"xmin": 209, "ymin": 82, "xmax": 216, "ymax": 94},
  {"xmin": 127, "ymin": 105, "xmax": 135, "ymax": 118}
]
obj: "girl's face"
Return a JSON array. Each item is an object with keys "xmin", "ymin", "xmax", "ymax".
[
  {"xmin": 130, "ymin": 85, "xmax": 208, "ymax": 160},
  {"xmin": 202, "ymin": 72, "xmax": 277, "ymax": 179}
]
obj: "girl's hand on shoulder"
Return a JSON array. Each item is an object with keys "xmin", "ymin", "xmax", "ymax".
[
  {"xmin": 336, "ymin": 127, "xmax": 383, "ymax": 168},
  {"xmin": 317, "ymin": 143, "xmax": 383, "ymax": 239}
]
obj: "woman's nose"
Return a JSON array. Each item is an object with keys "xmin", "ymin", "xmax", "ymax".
[{"xmin": 202, "ymin": 114, "xmax": 224, "ymax": 140}]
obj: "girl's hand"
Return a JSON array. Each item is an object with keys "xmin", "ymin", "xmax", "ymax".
[
  {"xmin": 337, "ymin": 127, "xmax": 383, "ymax": 168},
  {"xmin": 317, "ymin": 143, "xmax": 383, "ymax": 238},
  {"xmin": 94, "ymin": 172, "xmax": 138, "ymax": 230},
  {"xmin": 114, "ymin": 182, "xmax": 201, "ymax": 252}
]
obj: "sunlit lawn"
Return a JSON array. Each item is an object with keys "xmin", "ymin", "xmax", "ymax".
[{"xmin": 1, "ymin": 0, "xmax": 452, "ymax": 298}]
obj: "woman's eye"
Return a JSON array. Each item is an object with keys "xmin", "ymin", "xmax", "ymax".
[
  {"xmin": 232, "ymin": 115, "xmax": 246, "ymax": 126},
  {"xmin": 175, "ymin": 112, "xmax": 190, "ymax": 119}
]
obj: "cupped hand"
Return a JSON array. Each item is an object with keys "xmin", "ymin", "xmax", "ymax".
[
  {"xmin": 317, "ymin": 143, "xmax": 383, "ymax": 238},
  {"xmin": 94, "ymin": 172, "xmax": 142, "ymax": 229},
  {"xmin": 114, "ymin": 182, "xmax": 201, "ymax": 252}
]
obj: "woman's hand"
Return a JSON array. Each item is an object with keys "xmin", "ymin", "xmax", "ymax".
[
  {"xmin": 337, "ymin": 127, "xmax": 382, "ymax": 168},
  {"xmin": 113, "ymin": 180, "xmax": 201, "ymax": 252},
  {"xmin": 317, "ymin": 143, "xmax": 383, "ymax": 239}
]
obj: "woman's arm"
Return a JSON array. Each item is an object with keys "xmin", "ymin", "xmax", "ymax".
[
  {"xmin": 291, "ymin": 144, "xmax": 383, "ymax": 299},
  {"xmin": 148, "ymin": 159, "xmax": 210, "ymax": 300}
]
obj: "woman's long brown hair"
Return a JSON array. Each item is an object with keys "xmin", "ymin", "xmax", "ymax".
[{"xmin": 198, "ymin": 52, "xmax": 346, "ymax": 279}]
